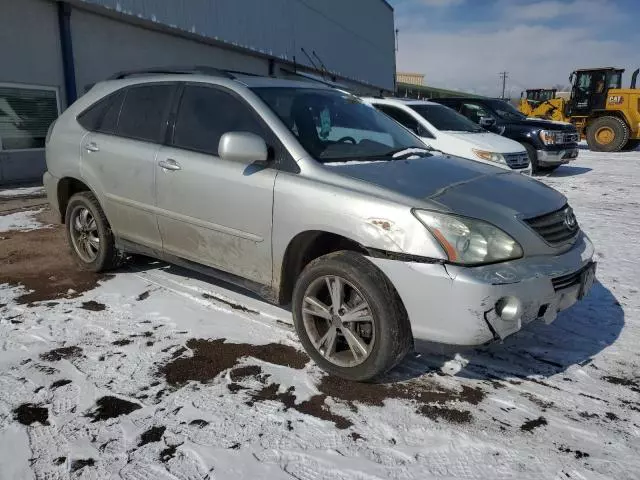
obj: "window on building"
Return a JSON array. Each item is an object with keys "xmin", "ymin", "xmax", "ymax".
[
  {"xmin": 0, "ymin": 85, "xmax": 59, "ymax": 151},
  {"xmin": 172, "ymin": 85, "xmax": 265, "ymax": 155},
  {"xmin": 117, "ymin": 84, "xmax": 174, "ymax": 143}
]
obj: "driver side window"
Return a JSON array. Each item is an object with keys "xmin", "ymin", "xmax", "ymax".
[{"xmin": 459, "ymin": 103, "xmax": 489, "ymax": 124}]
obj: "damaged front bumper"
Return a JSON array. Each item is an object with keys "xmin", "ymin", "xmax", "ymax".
[{"xmin": 367, "ymin": 232, "xmax": 595, "ymax": 346}]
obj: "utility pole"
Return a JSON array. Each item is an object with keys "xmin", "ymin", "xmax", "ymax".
[{"xmin": 499, "ymin": 71, "xmax": 509, "ymax": 99}]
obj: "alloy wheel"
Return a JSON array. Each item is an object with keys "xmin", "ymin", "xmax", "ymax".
[
  {"xmin": 69, "ymin": 206, "xmax": 100, "ymax": 263},
  {"xmin": 301, "ymin": 275, "xmax": 375, "ymax": 367}
]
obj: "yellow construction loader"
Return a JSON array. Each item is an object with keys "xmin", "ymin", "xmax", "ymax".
[{"xmin": 518, "ymin": 67, "xmax": 640, "ymax": 151}]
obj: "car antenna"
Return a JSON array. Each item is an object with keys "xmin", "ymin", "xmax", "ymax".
[
  {"xmin": 312, "ymin": 50, "xmax": 334, "ymax": 81},
  {"xmin": 300, "ymin": 47, "xmax": 322, "ymax": 78}
]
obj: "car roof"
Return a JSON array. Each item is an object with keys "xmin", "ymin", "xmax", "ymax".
[
  {"xmin": 361, "ymin": 97, "xmax": 438, "ymax": 106},
  {"xmin": 101, "ymin": 70, "xmax": 333, "ymax": 91}
]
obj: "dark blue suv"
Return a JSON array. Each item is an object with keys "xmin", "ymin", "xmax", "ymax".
[{"xmin": 432, "ymin": 97, "xmax": 580, "ymax": 173}]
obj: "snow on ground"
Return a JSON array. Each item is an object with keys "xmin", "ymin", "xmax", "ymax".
[
  {"xmin": 0, "ymin": 208, "xmax": 49, "ymax": 233},
  {"xmin": 0, "ymin": 149, "xmax": 639, "ymax": 480},
  {"xmin": 0, "ymin": 186, "xmax": 45, "ymax": 199}
]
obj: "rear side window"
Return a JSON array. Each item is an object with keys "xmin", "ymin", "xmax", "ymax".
[
  {"xmin": 117, "ymin": 84, "xmax": 174, "ymax": 143},
  {"xmin": 77, "ymin": 90, "xmax": 125, "ymax": 134},
  {"xmin": 172, "ymin": 85, "xmax": 264, "ymax": 155}
]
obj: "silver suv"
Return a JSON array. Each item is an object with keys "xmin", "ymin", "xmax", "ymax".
[{"xmin": 44, "ymin": 68, "xmax": 596, "ymax": 381}]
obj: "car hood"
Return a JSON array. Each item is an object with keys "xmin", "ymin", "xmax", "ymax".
[
  {"xmin": 509, "ymin": 117, "xmax": 577, "ymax": 131},
  {"xmin": 442, "ymin": 131, "xmax": 526, "ymax": 154},
  {"xmin": 325, "ymin": 155, "xmax": 566, "ymax": 219}
]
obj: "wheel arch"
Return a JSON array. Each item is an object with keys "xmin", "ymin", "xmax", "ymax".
[
  {"xmin": 587, "ymin": 110, "xmax": 631, "ymax": 129},
  {"xmin": 277, "ymin": 230, "xmax": 370, "ymax": 306},
  {"xmin": 56, "ymin": 177, "xmax": 97, "ymax": 224}
]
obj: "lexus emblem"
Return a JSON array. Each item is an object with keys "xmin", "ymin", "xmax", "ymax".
[{"xmin": 564, "ymin": 208, "xmax": 578, "ymax": 231}]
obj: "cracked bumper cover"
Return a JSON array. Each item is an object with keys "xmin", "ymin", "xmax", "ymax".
[{"xmin": 367, "ymin": 232, "xmax": 594, "ymax": 346}]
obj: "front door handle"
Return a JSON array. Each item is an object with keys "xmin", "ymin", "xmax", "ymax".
[
  {"xmin": 158, "ymin": 158, "xmax": 181, "ymax": 171},
  {"xmin": 84, "ymin": 142, "xmax": 100, "ymax": 153}
]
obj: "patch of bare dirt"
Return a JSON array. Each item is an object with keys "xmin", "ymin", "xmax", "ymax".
[
  {"xmin": 81, "ymin": 300, "xmax": 106, "ymax": 311},
  {"xmin": 0, "ymin": 223, "xmax": 111, "ymax": 304},
  {"xmin": 160, "ymin": 338, "xmax": 308, "ymax": 386},
  {"xmin": 86, "ymin": 396, "xmax": 142, "ymax": 422},
  {"xmin": 14, "ymin": 403, "xmax": 49, "ymax": 426},
  {"xmin": 246, "ymin": 383, "xmax": 353, "ymax": 429},
  {"xmin": 520, "ymin": 416, "xmax": 548, "ymax": 432},
  {"xmin": 40, "ymin": 346, "xmax": 82, "ymax": 362}
]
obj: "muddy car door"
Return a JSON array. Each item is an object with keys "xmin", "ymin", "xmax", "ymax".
[{"xmin": 154, "ymin": 83, "xmax": 277, "ymax": 285}]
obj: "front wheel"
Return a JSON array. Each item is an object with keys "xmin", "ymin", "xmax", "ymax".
[
  {"xmin": 292, "ymin": 251, "xmax": 412, "ymax": 382},
  {"xmin": 521, "ymin": 143, "xmax": 540, "ymax": 174}
]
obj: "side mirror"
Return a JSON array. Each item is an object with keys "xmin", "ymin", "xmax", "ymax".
[
  {"xmin": 218, "ymin": 132, "xmax": 268, "ymax": 164},
  {"xmin": 479, "ymin": 116, "xmax": 496, "ymax": 128}
]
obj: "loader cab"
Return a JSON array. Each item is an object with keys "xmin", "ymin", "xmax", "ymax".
[
  {"xmin": 567, "ymin": 68, "xmax": 624, "ymax": 116},
  {"xmin": 525, "ymin": 89, "xmax": 557, "ymax": 104}
]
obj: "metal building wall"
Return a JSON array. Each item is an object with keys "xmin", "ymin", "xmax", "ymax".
[{"xmin": 75, "ymin": 0, "xmax": 396, "ymax": 90}]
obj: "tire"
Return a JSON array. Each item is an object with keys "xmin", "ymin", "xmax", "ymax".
[
  {"xmin": 292, "ymin": 250, "xmax": 412, "ymax": 382},
  {"xmin": 586, "ymin": 116, "xmax": 630, "ymax": 152},
  {"xmin": 521, "ymin": 143, "xmax": 540, "ymax": 174},
  {"xmin": 65, "ymin": 191, "xmax": 123, "ymax": 272}
]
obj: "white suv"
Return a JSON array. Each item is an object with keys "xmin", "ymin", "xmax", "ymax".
[{"xmin": 362, "ymin": 98, "xmax": 531, "ymax": 174}]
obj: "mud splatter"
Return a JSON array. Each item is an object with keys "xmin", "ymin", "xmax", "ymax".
[
  {"xmin": 81, "ymin": 300, "xmax": 106, "ymax": 312},
  {"xmin": 137, "ymin": 291, "xmax": 150, "ymax": 301},
  {"xmin": 40, "ymin": 346, "xmax": 82, "ymax": 362},
  {"xmin": 160, "ymin": 338, "xmax": 308, "ymax": 386},
  {"xmin": 202, "ymin": 293, "xmax": 259, "ymax": 314},
  {"xmin": 230, "ymin": 365, "xmax": 264, "ymax": 382},
  {"xmin": 14, "ymin": 404, "xmax": 49, "ymax": 426},
  {"xmin": 70, "ymin": 458, "xmax": 95, "ymax": 473},
  {"xmin": 51, "ymin": 379, "xmax": 72, "ymax": 389},
  {"xmin": 87, "ymin": 396, "xmax": 142, "ymax": 422},
  {"xmin": 138, "ymin": 426, "xmax": 166, "ymax": 446},
  {"xmin": 520, "ymin": 416, "xmax": 548, "ymax": 432},
  {"xmin": 113, "ymin": 339, "xmax": 133, "ymax": 346},
  {"xmin": 160, "ymin": 445, "xmax": 177, "ymax": 462}
]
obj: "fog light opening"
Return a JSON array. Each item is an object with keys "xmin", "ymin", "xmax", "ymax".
[{"xmin": 495, "ymin": 296, "xmax": 523, "ymax": 322}]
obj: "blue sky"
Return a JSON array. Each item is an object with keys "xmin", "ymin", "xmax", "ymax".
[{"xmin": 387, "ymin": 0, "xmax": 638, "ymax": 96}]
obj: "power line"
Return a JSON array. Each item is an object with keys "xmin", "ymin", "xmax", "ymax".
[{"xmin": 499, "ymin": 71, "xmax": 509, "ymax": 99}]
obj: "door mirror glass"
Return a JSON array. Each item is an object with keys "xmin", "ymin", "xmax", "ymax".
[
  {"xmin": 479, "ymin": 116, "xmax": 496, "ymax": 128},
  {"xmin": 218, "ymin": 132, "xmax": 268, "ymax": 164}
]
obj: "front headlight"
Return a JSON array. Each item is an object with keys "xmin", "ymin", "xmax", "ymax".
[
  {"xmin": 413, "ymin": 210, "xmax": 523, "ymax": 265},
  {"xmin": 539, "ymin": 130, "xmax": 557, "ymax": 145},
  {"xmin": 472, "ymin": 149, "xmax": 505, "ymax": 163}
]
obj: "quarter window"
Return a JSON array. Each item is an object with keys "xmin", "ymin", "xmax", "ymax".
[
  {"xmin": 172, "ymin": 85, "xmax": 265, "ymax": 155},
  {"xmin": 0, "ymin": 84, "xmax": 60, "ymax": 151},
  {"xmin": 117, "ymin": 84, "xmax": 174, "ymax": 143},
  {"xmin": 77, "ymin": 90, "xmax": 125, "ymax": 134},
  {"xmin": 459, "ymin": 103, "xmax": 490, "ymax": 124}
]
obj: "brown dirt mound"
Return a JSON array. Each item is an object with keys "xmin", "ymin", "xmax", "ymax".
[
  {"xmin": 0, "ymin": 222, "xmax": 111, "ymax": 304},
  {"xmin": 160, "ymin": 338, "xmax": 308, "ymax": 386}
]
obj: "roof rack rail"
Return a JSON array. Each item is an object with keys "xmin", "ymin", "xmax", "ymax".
[{"xmin": 108, "ymin": 66, "xmax": 237, "ymax": 80}]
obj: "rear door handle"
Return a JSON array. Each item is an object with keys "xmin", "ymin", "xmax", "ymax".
[
  {"xmin": 158, "ymin": 158, "xmax": 181, "ymax": 171},
  {"xmin": 84, "ymin": 142, "xmax": 100, "ymax": 153}
]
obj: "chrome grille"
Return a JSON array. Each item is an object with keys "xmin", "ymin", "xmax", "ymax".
[
  {"xmin": 524, "ymin": 205, "xmax": 580, "ymax": 245},
  {"xmin": 504, "ymin": 152, "xmax": 530, "ymax": 169},
  {"xmin": 552, "ymin": 265, "xmax": 588, "ymax": 291},
  {"xmin": 555, "ymin": 131, "xmax": 580, "ymax": 144}
]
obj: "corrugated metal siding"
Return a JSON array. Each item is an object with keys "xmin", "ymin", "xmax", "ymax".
[{"xmin": 76, "ymin": 0, "xmax": 395, "ymax": 89}]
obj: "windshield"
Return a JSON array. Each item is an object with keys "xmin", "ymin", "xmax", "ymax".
[
  {"xmin": 251, "ymin": 87, "xmax": 429, "ymax": 162},
  {"xmin": 486, "ymin": 99, "xmax": 526, "ymax": 120},
  {"xmin": 410, "ymin": 104, "xmax": 483, "ymax": 133}
]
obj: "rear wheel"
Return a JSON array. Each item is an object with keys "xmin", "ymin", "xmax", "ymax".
[
  {"xmin": 65, "ymin": 192, "xmax": 123, "ymax": 272},
  {"xmin": 586, "ymin": 116, "xmax": 630, "ymax": 152},
  {"xmin": 292, "ymin": 251, "xmax": 412, "ymax": 382}
]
